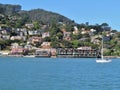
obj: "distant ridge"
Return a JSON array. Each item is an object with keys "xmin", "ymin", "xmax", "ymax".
[
  {"xmin": 0, "ymin": 3, "xmax": 75, "ymax": 25},
  {"xmin": 27, "ymin": 9, "xmax": 75, "ymax": 24},
  {"xmin": 0, "ymin": 3, "xmax": 21, "ymax": 14}
]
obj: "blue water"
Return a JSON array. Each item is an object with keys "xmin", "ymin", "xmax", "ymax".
[{"xmin": 0, "ymin": 57, "xmax": 120, "ymax": 90}]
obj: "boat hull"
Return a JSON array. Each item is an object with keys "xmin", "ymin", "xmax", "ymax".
[{"xmin": 96, "ymin": 59, "xmax": 112, "ymax": 63}]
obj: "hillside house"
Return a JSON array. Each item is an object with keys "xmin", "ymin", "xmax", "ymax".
[
  {"xmin": 11, "ymin": 43, "xmax": 21, "ymax": 49},
  {"xmin": 79, "ymin": 38, "xmax": 88, "ymax": 41},
  {"xmin": 64, "ymin": 37, "xmax": 72, "ymax": 41},
  {"xmin": 42, "ymin": 32, "xmax": 50, "ymax": 38},
  {"xmin": 24, "ymin": 44, "xmax": 33, "ymax": 50},
  {"xmin": 2, "ymin": 35, "xmax": 10, "ymax": 40},
  {"xmin": 28, "ymin": 30, "xmax": 40, "ymax": 35},
  {"xmin": 90, "ymin": 29, "xmax": 96, "ymax": 32},
  {"xmin": 41, "ymin": 42, "xmax": 51, "ymax": 48},
  {"xmin": 10, "ymin": 48, "xmax": 27, "ymax": 55},
  {"xmin": 10, "ymin": 36, "xmax": 22, "ymax": 41},
  {"xmin": 10, "ymin": 43, "xmax": 27, "ymax": 55},
  {"xmin": 63, "ymin": 31, "xmax": 71, "ymax": 41},
  {"xmin": 81, "ymin": 30, "xmax": 90, "ymax": 34},
  {"xmin": 91, "ymin": 36, "xmax": 101, "ymax": 45},
  {"xmin": 28, "ymin": 36, "xmax": 42, "ymax": 45},
  {"xmin": 25, "ymin": 23, "xmax": 34, "ymax": 29},
  {"xmin": 1, "ymin": 30, "xmax": 7, "ymax": 34},
  {"xmin": 63, "ymin": 31, "xmax": 71, "ymax": 37},
  {"xmin": 73, "ymin": 26, "xmax": 79, "ymax": 35}
]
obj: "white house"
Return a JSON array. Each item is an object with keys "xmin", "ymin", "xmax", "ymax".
[{"xmin": 42, "ymin": 32, "xmax": 50, "ymax": 38}]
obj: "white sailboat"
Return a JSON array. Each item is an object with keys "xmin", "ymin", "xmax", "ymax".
[{"xmin": 96, "ymin": 36, "xmax": 112, "ymax": 63}]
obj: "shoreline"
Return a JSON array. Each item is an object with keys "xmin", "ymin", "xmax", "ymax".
[
  {"xmin": 0, "ymin": 54, "xmax": 119, "ymax": 58},
  {"xmin": 104, "ymin": 56, "xmax": 119, "ymax": 59}
]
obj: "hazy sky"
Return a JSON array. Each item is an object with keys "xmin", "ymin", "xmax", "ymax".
[{"xmin": 1, "ymin": 0, "xmax": 120, "ymax": 30}]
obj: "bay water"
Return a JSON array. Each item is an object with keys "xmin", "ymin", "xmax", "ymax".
[{"xmin": 0, "ymin": 57, "xmax": 120, "ymax": 90}]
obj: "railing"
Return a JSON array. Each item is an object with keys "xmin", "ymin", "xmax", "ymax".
[{"xmin": 57, "ymin": 48, "xmax": 100, "ymax": 58}]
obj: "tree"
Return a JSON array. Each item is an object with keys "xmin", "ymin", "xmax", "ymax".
[
  {"xmin": 51, "ymin": 41, "xmax": 61, "ymax": 48},
  {"xmin": 71, "ymin": 33, "xmax": 82, "ymax": 40},
  {"xmin": 62, "ymin": 40, "xmax": 72, "ymax": 48},
  {"xmin": 101, "ymin": 23, "xmax": 109, "ymax": 27},
  {"xmin": 50, "ymin": 23, "xmax": 61, "ymax": 36},
  {"xmin": 0, "ymin": 39, "xmax": 11, "ymax": 50},
  {"xmin": 72, "ymin": 40, "xmax": 80, "ymax": 48},
  {"xmin": 43, "ymin": 37, "xmax": 51, "ymax": 42},
  {"xmin": 0, "ymin": 7, "xmax": 4, "ymax": 14},
  {"xmin": 57, "ymin": 32, "xmax": 63, "ymax": 40},
  {"xmin": 33, "ymin": 21, "xmax": 41, "ymax": 30}
]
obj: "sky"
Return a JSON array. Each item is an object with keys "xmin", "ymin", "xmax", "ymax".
[{"xmin": 0, "ymin": 0, "xmax": 120, "ymax": 30}]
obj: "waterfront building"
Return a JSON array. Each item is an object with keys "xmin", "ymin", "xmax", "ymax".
[
  {"xmin": 35, "ymin": 48, "xmax": 51, "ymax": 57},
  {"xmin": 57, "ymin": 47, "xmax": 100, "ymax": 58}
]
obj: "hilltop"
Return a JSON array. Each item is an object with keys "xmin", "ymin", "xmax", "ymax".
[{"xmin": 0, "ymin": 3, "xmax": 75, "ymax": 25}]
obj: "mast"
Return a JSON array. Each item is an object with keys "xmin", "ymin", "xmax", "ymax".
[{"xmin": 101, "ymin": 36, "xmax": 103, "ymax": 60}]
